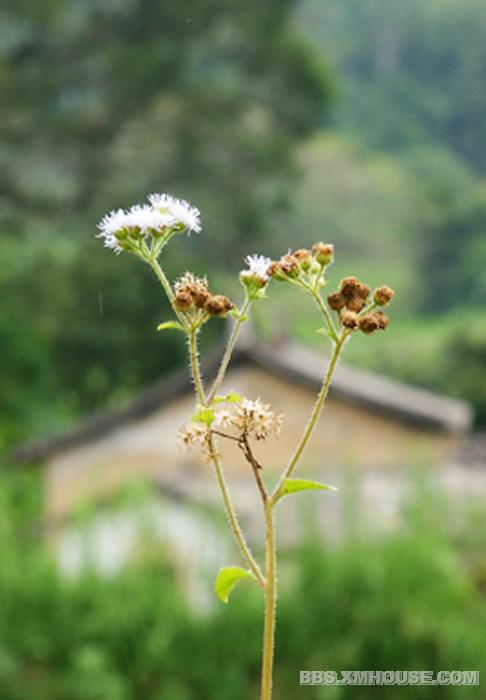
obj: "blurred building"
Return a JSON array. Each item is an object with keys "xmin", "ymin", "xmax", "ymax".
[{"xmin": 12, "ymin": 332, "xmax": 479, "ymax": 581}]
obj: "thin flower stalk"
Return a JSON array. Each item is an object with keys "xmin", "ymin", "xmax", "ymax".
[
  {"xmin": 272, "ymin": 330, "xmax": 347, "ymax": 502},
  {"xmin": 96, "ymin": 194, "xmax": 395, "ymax": 700}
]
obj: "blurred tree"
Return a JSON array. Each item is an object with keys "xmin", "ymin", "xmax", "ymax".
[
  {"xmin": 0, "ymin": 0, "xmax": 333, "ymax": 447},
  {"xmin": 299, "ymin": 0, "xmax": 486, "ymax": 173},
  {"xmin": 1, "ymin": 0, "xmax": 333, "ymax": 254}
]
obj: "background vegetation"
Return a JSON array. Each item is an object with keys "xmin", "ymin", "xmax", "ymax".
[
  {"xmin": 1, "ymin": 0, "xmax": 486, "ymax": 452},
  {"xmin": 0, "ymin": 472, "xmax": 484, "ymax": 700},
  {"xmin": 1, "ymin": 3, "xmax": 486, "ymax": 696}
]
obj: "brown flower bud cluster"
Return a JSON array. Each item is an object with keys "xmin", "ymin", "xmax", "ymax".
[
  {"xmin": 328, "ymin": 277, "xmax": 394, "ymax": 335},
  {"xmin": 267, "ymin": 242, "xmax": 334, "ymax": 281},
  {"xmin": 358, "ymin": 310, "xmax": 389, "ymax": 334},
  {"xmin": 217, "ymin": 398, "xmax": 283, "ymax": 442},
  {"xmin": 174, "ymin": 273, "xmax": 234, "ymax": 316}
]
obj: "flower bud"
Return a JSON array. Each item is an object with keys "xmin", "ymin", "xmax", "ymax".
[
  {"xmin": 340, "ymin": 276, "xmax": 361, "ymax": 298},
  {"xmin": 312, "ymin": 242, "xmax": 334, "ymax": 266},
  {"xmin": 204, "ymin": 294, "xmax": 235, "ymax": 316},
  {"xmin": 347, "ymin": 297, "xmax": 366, "ymax": 312},
  {"xmin": 293, "ymin": 248, "xmax": 312, "ymax": 271},
  {"xmin": 373, "ymin": 285, "xmax": 395, "ymax": 306},
  {"xmin": 340, "ymin": 310, "xmax": 359, "ymax": 329},
  {"xmin": 280, "ymin": 255, "xmax": 300, "ymax": 278},
  {"xmin": 267, "ymin": 261, "xmax": 287, "ymax": 281},
  {"xmin": 327, "ymin": 291, "xmax": 346, "ymax": 311},
  {"xmin": 358, "ymin": 311, "xmax": 389, "ymax": 334},
  {"xmin": 174, "ymin": 290, "xmax": 194, "ymax": 311}
]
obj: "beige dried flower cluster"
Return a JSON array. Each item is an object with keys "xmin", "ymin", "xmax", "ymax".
[
  {"xmin": 177, "ymin": 422, "xmax": 209, "ymax": 449},
  {"xmin": 177, "ymin": 397, "xmax": 283, "ymax": 463},
  {"xmin": 217, "ymin": 398, "xmax": 283, "ymax": 441}
]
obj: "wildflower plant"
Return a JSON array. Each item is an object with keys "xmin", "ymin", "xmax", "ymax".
[{"xmin": 97, "ymin": 194, "xmax": 395, "ymax": 700}]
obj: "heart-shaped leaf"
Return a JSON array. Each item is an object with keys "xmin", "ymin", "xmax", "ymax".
[
  {"xmin": 215, "ymin": 566, "xmax": 256, "ymax": 604},
  {"xmin": 275, "ymin": 478, "xmax": 337, "ymax": 503}
]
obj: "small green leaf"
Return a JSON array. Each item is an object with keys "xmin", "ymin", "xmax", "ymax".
[
  {"xmin": 228, "ymin": 309, "xmax": 249, "ymax": 322},
  {"xmin": 275, "ymin": 478, "xmax": 338, "ymax": 503},
  {"xmin": 213, "ymin": 392, "xmax": 242, "ymax": 405},
  {"xmin": 157, "ymin": 321, "xmax": 185, "ymax": 332},
  {"xmin": 215, "ymin": 566, "xmax": 256, "ymax": 603},
  {"xmin": 191, "ymin": 407, "xmax": 216, "ymax": 426}
]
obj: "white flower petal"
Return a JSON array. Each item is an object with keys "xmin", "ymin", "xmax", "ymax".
[{"xmin": 148, "ymin": 193, "xmax": 201, "ymax": 234}]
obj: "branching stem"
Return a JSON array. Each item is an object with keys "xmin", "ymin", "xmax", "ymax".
[
  {"xmin": 272, "ymin": 330, "xmax": 347, "ymax": 502},
  {"xmin": 207, "ymin": 297, "xmax": 251, "ymax": 403},
  {"xmin": 187, "ymin": 326, "xmax": 265, "ymax": 588}
]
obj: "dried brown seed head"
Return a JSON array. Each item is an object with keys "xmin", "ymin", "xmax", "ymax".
[
  {"xmin": 358, "ymin": 311, "xmax": 389, "ymax": 334},
  {"xmin": 327, "ymin": 291, "xmax": 346, "ymax": 311},
  {"xmin": 374, "ymin": 310, "xmax": 389, "ymax": 329},
  {"xmin": 192, "ymin": 287, "xmax": 211, "ymax": 308},
  {"xmin": 340, "ymin": 310, "xmax": 359, "ymax": 329},
  {"xmin": 174, "ymin": 290, "xmax": 194, "ymax": 310},
  {"xmin": 347, "ymin": 296, "xmax": 366, "ymax": 312},
  {"xmin": 175, "ymin": 273, "xmax": 211, "ymax": 308},
  {"xmin": 204, "ymin": 294, "xmax": 235, "ymax": 316},
  {"xmin": 373, "ymin": 285, "xmax": 395, "ymax": 306},
  {"xmin": 340, "ymin": 276, "xmax": 361, "ymax": 299},
  {"xmin": 357, "ymin": 282, "xmax": 371, "ymax": 300}
]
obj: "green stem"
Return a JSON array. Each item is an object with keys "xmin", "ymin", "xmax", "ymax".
[
  {"xmin": 309, "ymin": 287, "xmax": 338, "ymax": 342},
  {"xmin": 150, "ymin": 258, "xmax": 175, "ymax": 304},
  {"xmin": 187, "ymin": 326, "xmax": 265, "ymax": 588},
  {"xmin": 209, "ymin": 436, "xmax": 266, "ymax": 589},
  {"xmin": 272, "ymin": 332, "xmax": 346, "ymax": 501},
  {"xmin": 207, "ymin": 297, "xmax": 251, "ymax": 403},
  {"xmin": 261, "ymin": 500, "xmax": 277, "ymax": 700},
  {"xmin": 188, "ymin": 328, "xmax": 206, "ymax": 405},
  {"xmin": 149, "ymin": 258, "xmax": 187, "ymax": 328}
]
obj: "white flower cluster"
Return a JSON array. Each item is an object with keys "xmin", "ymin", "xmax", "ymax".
[
  {"xmin": 240, "ymin": 254, "xmax": 272, "ymax": 284},
  {"xmin": 97, "ymin": 193, "xmax": 201, "ymax": 253}
]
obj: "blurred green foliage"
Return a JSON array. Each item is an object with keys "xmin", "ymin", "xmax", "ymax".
[
  {"xmin": 2, "ymin": 0, "xmax": 486, "ymax": 450},
  {"xmin": 0, "ymin": 472, "xmax": 484, "ymax": 699},
  {"xmin": 0, "ymin": 0, "xmax": 333, "ymax": 449},
  {"xmin": 300, "ymin": 0, "xmax": 486, "ymax": 172}
]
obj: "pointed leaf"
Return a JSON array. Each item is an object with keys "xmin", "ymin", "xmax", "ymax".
[
  {"xmin": 157, "ymin": 321, "xmax": 185, "ymax": 332},
  {"xmin": 275, "ymin": 478, "xmax": 337, "ymax": 503},
  {"xmin": 191, "ymin": 407, "xmax": 216, "ymax": 426},
  {"xmin": 213, "ymin": 392, "xmax": 243, "ymax": 406},
  {"xmin": 215, "ymin": 566, "xmax": 256, "ymax": 604}
]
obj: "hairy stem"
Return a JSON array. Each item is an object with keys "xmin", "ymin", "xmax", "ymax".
[
  {"xmin": 149, "ymin": 258, "xmax": 187, "ymax": 328},
  {"xmin": 207, "ymin": 297, "xmax": 251, "ymax": 403},
  {"xmin": 186, "ymin": 326, "xmax": 265, "ymax": 587},
  {"xmin": 309, "ymin": 287, "xmax": 338, "ymax": 342},
  {"xmin": 208, "ymin": 435, "xmax": 266, "ymax": 588},
  {"xmin": 261, "ymin": 501, "xmax": 277, "ymax": 700},
  {"xmin": 188, "ymin": 328, "xmax": 206, "ymax": 405},
  {"xmin": 272, "ymin": 331, "xmax": 346, "ymax": 501}
]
